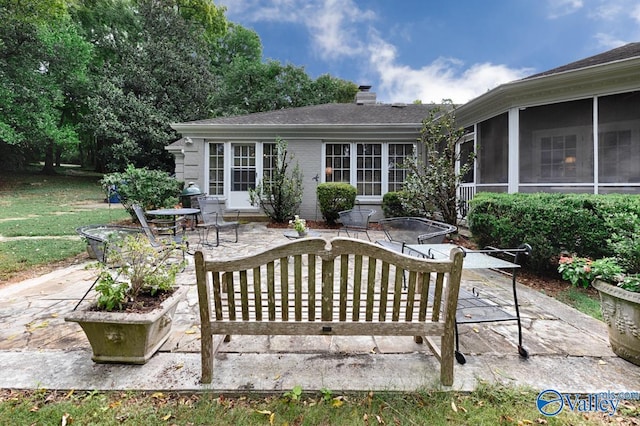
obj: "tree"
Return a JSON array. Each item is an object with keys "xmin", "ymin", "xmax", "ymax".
[
  {"xmin": 402, "ymin": 100, "xmax": 473, "ymax": 226},
  {"xmin": 249, "ymin": 138, "xmax": 304, "ymax": 223},
  {"xmin": 78, "ymin": 0, "xmax": 223, "ymax": 172},
  {"xmin": 0, "ymin": 1, "xmax": 93, "ymax": 173}
]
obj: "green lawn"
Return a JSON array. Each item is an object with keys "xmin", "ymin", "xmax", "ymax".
[
  {"xmin": 1, "ymin": 383, "xmax": 629, "ymax": 425},
  {"xmin": 0, "ymin": 166, "xmax": 130, "ymax": 281}
]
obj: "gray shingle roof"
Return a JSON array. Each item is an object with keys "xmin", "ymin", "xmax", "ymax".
[
  {"xmin": 182, "ymin": 103, "xmax": 436, "ymax": 126},
  {"xmin": 526, "ymin": 42, "xmax": 640, "ymax": 79}
]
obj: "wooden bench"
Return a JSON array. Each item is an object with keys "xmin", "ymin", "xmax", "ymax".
[{"xmin": 194, "ymin": 237, "xmax": 464, "ymax": 386}]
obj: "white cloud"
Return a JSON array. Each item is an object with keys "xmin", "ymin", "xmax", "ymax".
[
  {"xmin": 218, "ymin": 0, "xmax": 375, "ymax": 59},
  {"xmin": 368, "ymin": 36, "xmax": 530, "ymax": 104},
  {"xmin": 593, "ymin": 33, "xmax": 630, "ymax": 51},
  {"xmin": 547, "ymin": 0, "xmax": 584, "ymax": 19},
  {"xmin": 631, "ymin": 3, "xmax": 640, "ymax": 22}
]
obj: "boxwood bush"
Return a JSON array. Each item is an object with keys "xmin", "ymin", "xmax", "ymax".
[
  {"xmin": 317, "ymin": 182, "xmax": 356, "ymax": 225},
  {"xmin": 381, "ymin": 191, "xmax": 422, "ymax": 218},
  {"xmin": 467, "ymin": 192, "xmax": 640, "ymax": 274}
]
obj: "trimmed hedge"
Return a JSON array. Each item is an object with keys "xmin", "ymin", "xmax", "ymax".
[
  {"xmin": 381, "ymin": 191, "xmax": 423, "ymax": 218},
  {"xmin": 467, "ymin": 192, "xmax": 640, "ymax": 274},
  {"xmin": 317, "ymin": 182, "xmax": 356, "ymax": 225}
]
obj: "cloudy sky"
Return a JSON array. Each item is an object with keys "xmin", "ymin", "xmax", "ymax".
[{"xmin": 216, "ymin": 0, "xmax": 640, "ymax": 104}]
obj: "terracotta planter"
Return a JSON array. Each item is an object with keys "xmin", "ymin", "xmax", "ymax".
[
  {"xmin": 593, "ymin": 279, "xmax": 640, "ymax": 366},
  {"xmin": 65, "ymin": 286, "xmax": 188, "ymax": 364}
]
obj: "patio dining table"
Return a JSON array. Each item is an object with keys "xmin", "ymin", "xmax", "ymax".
[{"xmin": 146, "ymin": 208, "xmax": 200, "ymax": 233}]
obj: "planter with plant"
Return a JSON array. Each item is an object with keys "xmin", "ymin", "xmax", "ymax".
[
  {"xmin": 289, "ymin": 215, "xmax": 307, "ymax": 236},
  {"xmin": 558, "ymin": 255, "xmax": 640, "ymax": 366},
  {"xmin": 65, "ymin": 234, "xmax": 188, "ymax": 364}
]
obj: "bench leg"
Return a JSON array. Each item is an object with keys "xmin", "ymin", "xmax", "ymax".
[
  {"xmin": 200, "ymin": 332, "xmax": 214, "ymax": 384},
  {"xmin": 441, "ymin": 334, "xmax": 455, "ymax": 386}
]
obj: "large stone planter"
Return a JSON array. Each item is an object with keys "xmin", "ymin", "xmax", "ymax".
[
  {"xmin": 593, "ymin": 279, "xmax": 640, "ymax": 366},
  {"xmin": 65, "ymin": 286, "xmax": 188, "ymax": 364}
]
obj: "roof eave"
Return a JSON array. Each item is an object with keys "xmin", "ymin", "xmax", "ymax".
[{"xmin": 455, "ymin": 56, "xmax": 640, "ymax": 126}]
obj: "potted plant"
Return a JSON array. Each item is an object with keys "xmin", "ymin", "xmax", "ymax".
[
  {"xmin": 65, "ymin": 234, "xmax": 188, "ymax": 364},
  {"xmin": 289, "ymin": 215, "xmax": 308, "ymax": 236},
  {"xmin": 558, "ymin": 255, "xmax": 640, "ymax": 366}
]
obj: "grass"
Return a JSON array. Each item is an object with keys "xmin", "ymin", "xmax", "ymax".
[
  {"xmin": 1, "ymin": 167, "xmax": 638, "ymax": 424},
  {"xmin": 556, "ymin": 287, "xmax": 603, "ymax": 320},
  {"xmin": 2, "ymin": 383, "xmax": 634, "ymax": 425},
  {"xmin": 0, "ymin": 165, "xmax": 130, "ymax": 280}
]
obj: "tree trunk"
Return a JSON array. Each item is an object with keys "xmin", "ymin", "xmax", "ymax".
[
  {"xmin": 55, "ymin": 146, "xmax": 62, "ymax": 167},
  {"xmin": 40, "ymin": 141, "xmax": 57, "ymax": 175}
]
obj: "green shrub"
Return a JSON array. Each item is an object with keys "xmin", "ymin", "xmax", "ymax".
[
  {"xmin": 317, "ymin": 182, "xmax": 356, "ymax": 225},
  {"xmin": 381, "ymin": 191, "xmax": 421, "ymax": 218},
  {"xmin": 605, "ymin": 211, "xmax": 640, "ymax": 274},
  {"xmin": 468, "ymin": 192, "xmax": 640, "ymax": 274},
  {"xmin": 100, "ymin": 165, "xmax": 181, "ymax": 218}
]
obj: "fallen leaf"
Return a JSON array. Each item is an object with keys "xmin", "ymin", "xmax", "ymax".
[
  {"xmin": 332, "ymin": 397, "xmax": 344, "ymax": 408},
  {"xmin": 256, "ymin": 410, "xmax": 272, "ymax": 415},
  {"xmin": 151, "ymin": 392, "xmax": 165, "ymax": 399},
  {"xmin": 185, "ymin": 329, "xmax": 197, "ymax": 335},
  {"xmin": 162, "ymin": 412, "xmax": 172, "ymax": 421},
  {"xmin": 472, "ymin": 327, "xmax": 479, "ymax": 333},
  {"xmin": 451, "ymin": 400, "xmax": 458, "ymax": 412},
  {"xmin": 61, "ymin": 413, "xmax": 70, "ymax": 426},
  {"xmin": 597, "ymin": 359, "xmax": 607, "ymax": 365},
  {"xmin": 269, "ymin": 412, "xmax": 275, "ymax": 425},
  {"xmin": 535, "ymin": 418, "xmax": 548, "ymax": 424},
  {"xmin": 51, "ymin": 313, "xmax": 58, "ymax": 318}
]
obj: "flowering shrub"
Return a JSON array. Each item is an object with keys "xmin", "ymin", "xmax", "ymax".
[
  {"xmin": 289, "ymin": 215, "xmax": 307, "ymax": 234},
  {"xmin": 557, "ymin": 255, "xmax": 640, "ymax": 292}
]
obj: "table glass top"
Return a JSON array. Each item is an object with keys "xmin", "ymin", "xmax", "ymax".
[
  {"xmin": 146, "ymin": 208, "xmax": 200, "ymax": 215},
  {"xmin": 405, "ymin": 243, "xmax": 520, "ymax": 270}
]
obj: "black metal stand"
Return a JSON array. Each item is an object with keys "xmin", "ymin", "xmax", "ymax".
[{"xmin": 453, "ymin": 244, "xmax": 532, "ymax": 364}]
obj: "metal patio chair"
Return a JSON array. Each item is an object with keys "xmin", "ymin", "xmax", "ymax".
[
  {"xmin": 132, "ymin": 204, "xmax": 187, "ymax": 249},
  {"xmin": 337, "ymin": 208, "xmax": 375, "ymax": 240},
  {"xmin": 195, "ymin": 196, "xmax": 240, "ymax": 247}
]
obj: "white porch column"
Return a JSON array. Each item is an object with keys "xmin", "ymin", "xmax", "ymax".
[{"xmin": 508, "ymin": 108, "xmax": 519, "ymax": 193}]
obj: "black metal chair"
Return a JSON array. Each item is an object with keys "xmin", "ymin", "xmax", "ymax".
[
  {"xmin": 195, "ymin": 196, "xmax": 240, "ymax": 247},
  {"xmin": 337, "ymin": 208, "xmax": 375, "ymax": 240},
  {"xmin": 376, "ymin": 217, "xmax": 457, "ymax": 254}
]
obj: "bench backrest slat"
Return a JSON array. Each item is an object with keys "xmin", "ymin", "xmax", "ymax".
[
  {"xmin": 253, "ymin": 266, "xmax": 262, "ymax": 321},
  {"xmin": 280, "ymin": 257, "xmax": 289, "ymax": 321},
  {"xmin": 267, "ymin": 261, "xmax": 276, "ymax": 321}
]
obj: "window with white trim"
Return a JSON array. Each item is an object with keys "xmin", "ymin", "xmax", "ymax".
[
  {"xmin": 325, "ymin": 142, "xmax": 415, "ymax": 197},
  {"xmin": 388, "ymin": 143, "xmax": 414, "ymax": 192},
  {"xmin": 262, "ymin": 142, "xmax": 277, "ymax": 185},
  {"xmin": 325, "ymin": 143, "xmax": 350, "ymax": 183},
  {"xmin": 208, "ymin": 142, "xmax": 224, "ymax": 195}
]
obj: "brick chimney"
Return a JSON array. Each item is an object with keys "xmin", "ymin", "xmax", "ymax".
[{"xmin": 355, "ymin": 85, "xmax": 376, "ymax": 105}]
